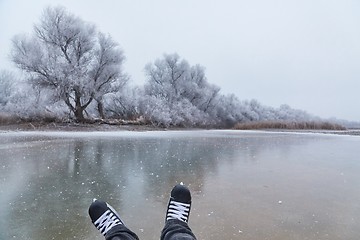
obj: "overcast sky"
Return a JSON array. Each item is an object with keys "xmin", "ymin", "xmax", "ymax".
[{"xmin": 1, "ymin": 0, "xmax": 360, "ymax": 121}]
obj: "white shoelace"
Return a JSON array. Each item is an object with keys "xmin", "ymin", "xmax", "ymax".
[
  {"xmin": 94, "ymin": 210, "xmax": 121, "ymax": 235},
  {"xmin": 167, "ymin": 200, "xmax": 191, "ymax": 222}
]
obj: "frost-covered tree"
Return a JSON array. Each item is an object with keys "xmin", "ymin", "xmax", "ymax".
[
  {"xmin": 275, "ymin": 104, "xmax": 315, "ymax": 121},
  {"xmin": 142, "ymin": 53, "xmax": 221, "ymax": 126},
  {"xmin": 0, "ymin": 71, "xmax": 56, "ymax": 121},
  {"xmin": 0, "ymin": 70, "xmax": 15, "ymax": 107},
  {"xmin": 180, "ymin": 64, "xmax": 220, "ymax": 114},
  {"xmin": 211, "ymin": 94, "xmax": 245, "ymax": 127},
  {"xmin": 144, "ymin": 53, "xmax": 189, "ymax": 104},
  {"xmin": 11, "ymin": 6, "xmax": 127, "ymax": 122},
  {"xmin": 104, "ymin": 85, "xmax": 140, "ymax": 120}
]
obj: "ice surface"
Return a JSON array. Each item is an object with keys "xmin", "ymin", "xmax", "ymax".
[{"xmin": 0, "ymin": 130, "xmax": 359, "ymax": 240}]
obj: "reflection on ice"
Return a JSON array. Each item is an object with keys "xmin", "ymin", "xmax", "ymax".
[{"xmin": 0, "ymin": 130, "xmax": 359, "ymax": 240}]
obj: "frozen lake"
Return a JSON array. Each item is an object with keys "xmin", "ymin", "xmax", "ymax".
[{"xmin": 0, "ymin": 130, "xmax": 359, "ymax": 240}]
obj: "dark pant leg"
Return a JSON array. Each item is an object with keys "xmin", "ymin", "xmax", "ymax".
[
  {"xmin": 106, "ymin": 224, "xmax": 139, "ymax": 240},
  {"xmin": 160, "ymin": 219, "xmax": 197, "ymax": 240}
]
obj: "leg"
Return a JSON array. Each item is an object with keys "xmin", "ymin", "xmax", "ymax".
[
  {"xmin": 161, "ymin": 184, "xmax": 197, "ymax": 240},
  {"xmin": 88, "ymin": 199, "xmax": 139, "ymax": 240}
]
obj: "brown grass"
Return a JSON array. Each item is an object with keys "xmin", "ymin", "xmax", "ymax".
[
  {"xmin": 0, "ymin": 112, "xmax": 21, "ymax": 124},
  {"xmin": 233, "ymin": 120, "xmax": 346, "ymax": 130},
  {"xmin": 1, "ymin": 112, "xmax": 347, "ymax": 132}
]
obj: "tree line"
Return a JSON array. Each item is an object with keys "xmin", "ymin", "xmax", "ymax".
[{"xmin": 0, "ymin": 6, "xmax": 346, "ymax": 128}]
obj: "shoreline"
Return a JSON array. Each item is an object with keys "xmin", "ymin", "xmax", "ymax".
[
  {"xmin": 0, "ymin": 122, "xmax": 167, "ymax": 132},
  {"xmin": 0, "ymin": 122, "xmax": 359, "ymax": 136}
]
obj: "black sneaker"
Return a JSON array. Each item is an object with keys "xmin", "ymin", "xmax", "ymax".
[
  {"xmin": 166, "ymin": 183, "xmax": 192, "ymax": 223},
  {"xmin": 88, "ymin": 199, "xmax": 124, "ymax": 236}
]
